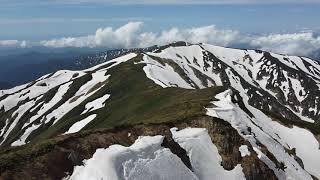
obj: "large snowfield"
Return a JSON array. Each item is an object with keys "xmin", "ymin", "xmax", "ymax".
[{"xmin": 67, "ymin": 127, "xmax": 247, "ymax": 180}]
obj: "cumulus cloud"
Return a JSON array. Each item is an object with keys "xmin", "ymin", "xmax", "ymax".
[
  {"xmin": 4, "ymin": 21, "xmax": 316, "ymax": 58},
  {"xmin": 41, "ymin": 22, "xmax": 242, "ymax": 49},
  {"xmin": 40, "ymin": 21, "xmax": 320, "ymax": 57},
  {"xmin": 0, "ymin": 40, "xmax": 27, "ymax": 48},
  {"xmin": 156, "ymin": 25, "xmax": 242, "ymax": 47},
  {"xmin": 41, "ymin": 22, "xmax": 143, "ymax": 48},
  {"xmin": 249, "ymin": 32, "xmax": 320, "ymax": 56}
]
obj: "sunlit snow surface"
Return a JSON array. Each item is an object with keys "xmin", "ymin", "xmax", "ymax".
[
  {"xmin": 64, "ymin": 114, "xmax": 97, "ymax": 134},
  {"xmin": 139, "ymin": 44, "xmax": 320, "ymax": 178},
  {"xmin": 81, "ymin": 94, "xmax": 110, "ymax": 114},
  {"xmin": 206, "ymin": 90, "xmax": 320, "ymax": 179},
  {"xmin": 171, "ymin": 127, "xmax": 246, "ymax": 180},
  {"xmin": 0, "ymin": 53, "xmax": 137, "ymax": 145},
  {"xmin": 141, "ymin": 44, "xmax": 319, "ymax": 123},
  {"xmin": 0, "ymin": 70, "xmax": 84, "ymax": 112},
  {"xmin": 68, "ymin": 135, "xmax": 198, "ymax": 180},
  {"xmin": 239, "ymin": 145, "xmax": 250, "ymax": 157},
  {"xmin": 67, "ymin": 127, "xmax": 247, "ymax": 180}
]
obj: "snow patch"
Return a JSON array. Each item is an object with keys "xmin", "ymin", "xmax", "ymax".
[
  {"xmin": 171, "ymin": 127, "xmax": 246, "ymax": 180},
  {"xmin": 239, "ymin": 145, "xmax": 251, "ymax": 157},
  {"xmin": 206, "ymin": 89, "xmax": 316, "ymax": 179},
  {"xmin": 68, "ymin": 135, "xmax": 197, "ymax": 180},
  {"xmin": 64, "ymin": 114, "xmax": 97, "ymax": 134},
  {"xmin": 81, "ymin": 94, "xmax": 110, "ymax": 114},
  {"xmin": 44, "ymin": 71, "xmax": 110, "ymax": 125}
]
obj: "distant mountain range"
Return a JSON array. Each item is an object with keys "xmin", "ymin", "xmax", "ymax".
[
  {"xmin": 0, "ymin": 48, "xmax": 121, "ymax": 89},
  {"xmin": 0, "ymin": 46, "xmax": 159, "ymax": 90},
  {"xmin": 1, "ymin": 45, "xmax": 319, "ymax": 90}
]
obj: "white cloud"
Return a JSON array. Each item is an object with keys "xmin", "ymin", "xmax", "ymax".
[
  {"xmin": 4, "ymin": 22, "xmax": 320, "ymax": 57},
  {"xmin": 20, "ymin": 40, "xmax": 27, "ymax": 48},
  {"xmin": 40, "ymin": 22, "xmax": 242, "ymax": 49},
  {"xmin": 0, "ymin": 40, "xmax": 19, "ymax": 46},
  {"xmin": 0, "ymin": 40, "xmax": 27, "ymax": 48},
  {"xmin": 250, "ymin": 32, "xmax": 320, "ymax": 56},
  {"xmin": 41, "ymin": 22, "xmax": 143, "ymax": 48},
  {"xmin": 40, "ymin": 22, "xmax": 320, "ymax": 57}
]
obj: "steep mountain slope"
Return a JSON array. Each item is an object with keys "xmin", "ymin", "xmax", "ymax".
[
  {"xmin": 0, "ymin": 47, "xmax": 157, "ymax": 89},
  {"xmin": 0, "ymin": 42, "xmax": 319, "ymax": 180},
  {"xmin": 143, "ymin": 43, "xmax": 320, "ymax": 122}
]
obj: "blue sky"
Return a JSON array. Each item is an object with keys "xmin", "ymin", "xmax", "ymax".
[
  {"xmin": 1, "ymin": 1, "xmax": 320, "ymax": 40},
  {"xmin": 0, "ymin": 0, "xmax": 320, "ymax": 57}
]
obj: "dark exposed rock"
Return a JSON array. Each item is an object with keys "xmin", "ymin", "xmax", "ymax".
[
  {"xmin": 285, "ymin": 147, "xmax": 304, "ymax": 169},
  {"xmin": 161, "ymin": 135, "xmax": 193, "ymax": 171},
  {"xmin": 0, "ymin": 117, "xmax": 277, "ymax": 180},
  {"xmin": 37, "ymin": 82, "xmax": 47, "ymax": 87},
  {"xmin": 72, "ymin": 73, "xmax": 79, "ymax": 78}
]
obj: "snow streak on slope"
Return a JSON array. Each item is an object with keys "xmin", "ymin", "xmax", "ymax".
[
  {"xmin": 85, "ymin": 53, "xmax": 137, "ymax": 72},
  {"xmin": 206, "ymin": 89, "xmax": 320, "ymax": 179},
  {"xmin": 141, "ymin": 55, "xmax": 195, "ymax": 89},
  {"xmin": 64, "ymin": 114, "xmax": 97, "ymax": 134},
  {"xmin": 0, "ymin": 71, "xmax": 84, "ymax": 145},
  {"xmin": 44, "ymin": 70, "xmax": 110, "ymax": 125},
  {"xmin": 11, "ymin": 123, "xmax": 41, "ymax": 146},
  {"xmin": 141, "ymin": 44, "xmax": 320, "ymax": 122},
  {"xmin": 0, "ymin": 70, "xmax": 85, "ymax": 112},
  {"xmin": 1, "ymin": 100, "xmax": 36, "ymax": 145},
  {"xmin": 24, "ymin": 81, "xmax": 73, "ymax": 128},
  {"xmin": 81, "ymin": 94, "xmax": 110, "ymax": 114},
  {"xmin": 0, "ymin": 53, "xmax": 137, "ymax": 146},
  {"xmin": 141, "ymin": 45, "xmax": 221, "ymax": 89}
]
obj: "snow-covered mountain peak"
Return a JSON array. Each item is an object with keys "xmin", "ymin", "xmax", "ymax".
[
  {"xmin": 142, "ymin": 43, "xmax": 320, "ymax": 122},
  {"xmin": 1, "ymin": 43, "xmax": 320, "ymax": 180}
]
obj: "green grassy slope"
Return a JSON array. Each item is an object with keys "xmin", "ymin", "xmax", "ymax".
[
  {"xmin": 0, "ymin": 54, "xmax": 227, "ymax": 177},
  {"xmin": 31, "ymin": 54, "xmax": 225, "ymax": 142}
]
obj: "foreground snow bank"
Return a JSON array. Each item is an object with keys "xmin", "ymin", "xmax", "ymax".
[
  {"xmin": 67, "ymin": 127, "xmax": 248, "ymax": 180},
  {"xmin": 68, "ymin": 135, "xmax": 198, "ymax": 180}
]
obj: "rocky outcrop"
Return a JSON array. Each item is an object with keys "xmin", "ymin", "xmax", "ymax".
[{"xmin": 0, "ymin": 117, "xmax": 277, "ymax": 180}]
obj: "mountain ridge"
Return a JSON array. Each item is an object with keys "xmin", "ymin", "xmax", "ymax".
[{"xmin": 0, "ymin": 42, "xmax": 320, "ymax": 180}]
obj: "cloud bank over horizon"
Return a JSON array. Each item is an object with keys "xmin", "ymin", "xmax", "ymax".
[
  {"xmin": 1, "ymin": 22, "xmax": 320, "ymax": 58},
  {"xmin": 0, "ymin": 40, "xmax": 27, "ymax": 48}
]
